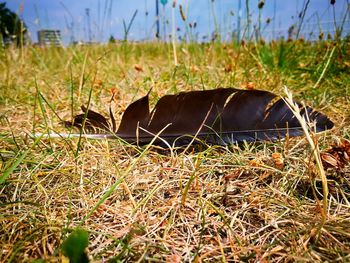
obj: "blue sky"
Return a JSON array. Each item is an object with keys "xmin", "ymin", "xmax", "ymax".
[{"xmin": 4, "ymin": 0, "xmax": 350, "ymax": 44}]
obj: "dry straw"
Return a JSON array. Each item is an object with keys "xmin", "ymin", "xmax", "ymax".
[{"xmin": 283, "ymin": 86, "xmax": 329, "ymax": 222}]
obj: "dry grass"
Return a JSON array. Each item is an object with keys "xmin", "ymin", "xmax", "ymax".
[{"xmin": 0, "ymin": 40, "xmax": 350, "ymax": 262}]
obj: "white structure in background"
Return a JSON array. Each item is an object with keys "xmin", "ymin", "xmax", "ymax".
[{"xmin": 37, "ymin": 30, "xmax": 62, "ymax": 46}]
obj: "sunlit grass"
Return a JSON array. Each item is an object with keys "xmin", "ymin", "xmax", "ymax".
[{"xmin": 0, "ymin": 39, "xmax": 349, "ymax": 262}]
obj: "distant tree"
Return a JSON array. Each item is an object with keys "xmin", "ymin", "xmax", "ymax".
[
  {"xmin": 108, "ymin": 35, "xmax": 116, "ymax": 44},
  {"xmin": 0, "ymin": 2, "xmax": 28, "ymax": 46}
]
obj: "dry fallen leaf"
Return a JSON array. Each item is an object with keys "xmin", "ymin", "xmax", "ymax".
[
  {"xmin": 259, "ymin": 171, "xmax": 272, "ymax": 180},
  {"xmin": 93, "ymin": 79, "xmax": 103, "ymax": 89},
  {"xmin": 321, "ymin": 153, "xmax": 338, "ymax": 168},
  {"xmin": 240, "ymin": 82, "xmax": 255, "ymax": 90},
  {"xmin": 249, "ymin": 159, "xmax": 263, "ymax": 167},
  {"xmin": 190, "ymin": 65, "xmax": 200, "ymax": 73},
  {"xmin": 246, "ymin": 82, "xmax": 255, "ymax": 90},
  {"xmin": 272, "ymin": 152, "xmax": 284, "ymax": 169},
  {"xmin": 224, "ymin": 63, "xmax": 233, "ymax": 72},
  {"xmin": 110, "ymin": 87, "xmax": 120, "ymax": 101},
  {"xmin": 134, "ymin": 64, "xmax": 144, "ymax": 72},
  {"xmin": 321, "ymin": 140, "xmax": 350, "ymax": 170}
]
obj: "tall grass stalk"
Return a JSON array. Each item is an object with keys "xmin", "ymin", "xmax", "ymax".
[
  {"xmin": 75, "ymin": 87, "xmax": 93, "ymax": 158},
  {"xmin": 334, "ymin": 1, "xmax": 350, "ymax": 40},
  {"xmin": 210, "ymin": 0, "xmax": 220, "ymax": 42},
  {"xmin": 312, "ymin": 46, "xmax": 336, "ymax": 89},
  {"xmin": 78, "ymin": 51, "xmax": 89, "ymax": 101},
  {"xmin": 245, "ymin": 0, "xmax": 250, "ymax": 39},
  {"xmin": 179, "ymin": 4, "xmax": 193, "ymax": 42},
  {"xmin": 122, "ymin": 9, "xmax": 138, "ymax": 42},
  {"xmin": 283, "ymin": 87, "xmax": 328, "ymax": 223},
  {"xmin": 171, "ymin": 1, "xmax": 178, "ymax": 65},
  {"xmin": 296, "ymin": 0, "xmax": 311, "ymax": 39}
]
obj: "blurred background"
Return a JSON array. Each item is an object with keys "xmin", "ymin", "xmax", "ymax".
[{"xmin": 1, "ymin": 0, "xmax": 350, "ymax": 46}]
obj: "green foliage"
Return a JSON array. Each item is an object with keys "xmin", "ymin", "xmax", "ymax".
[
  {"xmin": 0, "ymin": 150, "xmax": 28, "ymax": 184},
  {"xmin": 0, "ymin": 133, "xmax": 44, "ymax": 184},
  {"xmin": 61, "ymin": 228, "xmax": 89, "ymax": 263},
  {"xmin": 0, "ymin": 2, "xmax": 27, "ymax": 46},
  {"xmin": 258, "ymin": 41, "xmax": 300, "ymax": 73}
]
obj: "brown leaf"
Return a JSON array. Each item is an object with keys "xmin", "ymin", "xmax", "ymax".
[
  {"xmin": 246, "ymin": 82, "xmax": 255, "ymax": 90},
  {"xmin": 240, "ymin": 82, "xmax": 255, "ymax": 90},
  {"xmin": 110, "ymin": 87, "xmax": 120, "ymax": 101},
  {"xmin": 93, "ymin": 79, "xmax": 103, "ymax": 89},
  {"xmin": 166, "ymin": 253, "xmax": 181, "ymax": 263},
  {"xmin": 321, "ymin": 140, "xmax": 350, "ymax": 169},
  {"xmin": 249, "ymin": 159, "xmax": 263, "ymax": 167},
  {"xmin": 190, "ymin": 65, "xmax": 200, "ymax": 73},
  {"xmin": 134, "ymin": 64, "xmax": 144, "ymax": 72},
  {"xmin": 224, "ymin": 63, "xmax": 233, "ymax": 72},
  {"xmin": 272, "ymin": 152, "xmax": 284, "ymax": 169},
  {"xmin": 321, "ymin": 153, "xmax": 338, "ymax": 168},
  {"xmin": 259, "ymin": 171, "xmax": 272, "ymax": 180}
]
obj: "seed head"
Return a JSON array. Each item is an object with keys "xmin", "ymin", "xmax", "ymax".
[
  {"xmin": 258, "ymin": 1, "xmax": 265, "ymax": 9},
  {"xmin": 179, "ymin": 4, "xmax": 186, "ymax": 21}
]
